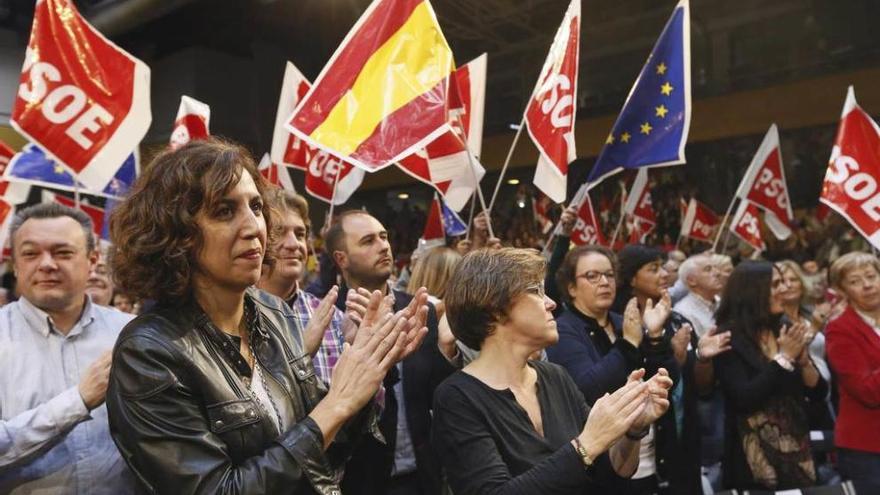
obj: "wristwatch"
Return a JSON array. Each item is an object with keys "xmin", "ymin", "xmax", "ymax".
[{"xmin": 572, "ymin": 437, "xmax": 594, "ymax": 467}]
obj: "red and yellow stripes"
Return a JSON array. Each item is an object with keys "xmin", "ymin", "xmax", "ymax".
[{"xmin": 289, "ymin": 0, "xmax": 454, "ymax": 169}]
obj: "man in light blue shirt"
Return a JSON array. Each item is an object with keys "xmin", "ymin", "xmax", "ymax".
[{"xmin": 0, "ymin": 203, "xmax": 135, "ymax": 494}]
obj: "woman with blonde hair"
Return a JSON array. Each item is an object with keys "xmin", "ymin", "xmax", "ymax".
[{"xmin": 407, "ymin": 246, "xmax": 462, "ymax": 312}]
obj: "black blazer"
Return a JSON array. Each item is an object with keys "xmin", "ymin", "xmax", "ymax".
[{"xmin": 335, "ymin": 286, "xmax": 456, "ymax": 495}]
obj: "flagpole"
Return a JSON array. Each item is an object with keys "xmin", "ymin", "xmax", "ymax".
[
  {"xmin": 455, "ymin": 115, "xmax": 495, "ymax": 239},
  {"xmin": 609, "ymin": 181, "xmax": 628, "ymax": 246},
  {"xmin": 464, "ymin": 194, "xmax": 476, "ymax": 241},
  {"xmin": 326, "ymin": 166, "xmax": 342, "ymax": 221},
  {"xmin": 712, "ymin": 196, "xmax": 738, "ymax": 252},
  {"xmin": 487, "ymin": 116, "xmax": 526, "ymax": 214},
  {"xmin": 720, "ymin": 226, "xmax": 733, "ymax": 254},
  {"xmin": 539, "ymin": 183, "xmax": 588, "ymax": 257},
  {"xmin": 74, "ymin": 175, "xmax": 81, "ymax": 209}
]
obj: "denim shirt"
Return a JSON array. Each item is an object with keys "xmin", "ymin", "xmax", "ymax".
[{"xmin": 0, "ymin": 296, "xmax": 135, "ymax": 494}]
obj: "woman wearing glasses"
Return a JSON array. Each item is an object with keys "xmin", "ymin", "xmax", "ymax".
[
  {"xmin": 432, "ymin": 248, "xmax": 673, "ymax": 495},
  {"xmin": 552, "ymin": 244, "xmax": 729, "ymax": 494},
  {"xmin": 546, "ymin": 245, "xmax": 655, "ymax": 404}
]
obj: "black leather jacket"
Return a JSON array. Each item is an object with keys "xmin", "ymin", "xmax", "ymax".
[{"xmin": 107, "ymin": 288, "xmax": 371, "ymax": 495}]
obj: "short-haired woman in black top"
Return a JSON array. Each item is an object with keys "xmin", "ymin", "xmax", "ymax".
[{"xmin": 432, "ymin": 248, "xmax": 673, "ymax": 494}]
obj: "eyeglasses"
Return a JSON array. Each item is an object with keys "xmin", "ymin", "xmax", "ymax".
[
  {"xmin": 524, "ymin": 282, "xmax": 546, "ymax": 298},
  {"xmin": 577, "ymin": 270, "xmax": 616, "ymax": 285}
]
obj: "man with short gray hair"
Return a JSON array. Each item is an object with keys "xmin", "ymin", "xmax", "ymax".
[
  {"xmin": 673, "ymin": 252, "xmax": 723, "ymax": 337},
  {"xmin": 673, "ymin": 251, "xmax": 728, "ymax": 492},
  {"xmin": 0, "ymin": 203, "xmax": 135, "ymax": 494}
]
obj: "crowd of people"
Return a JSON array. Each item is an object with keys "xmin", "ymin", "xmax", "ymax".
[{"xmin": 1, "ymin": 137, "xmax": 879, "ymax": 495}]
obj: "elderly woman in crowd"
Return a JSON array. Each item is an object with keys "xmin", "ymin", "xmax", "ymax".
[
  {"xmin": 432, "ymin": 248, "xmax": 673, "ymax": 495},
  {"xmin": 825, "ymin": 252, "xmax": 880, "ymax": 493},
  {"xmin": 714, "ymin": 261, "xmax": 827, "ymax": 490},
  {"xmin": 105, "ymin": 139, "xmax": 429, "ymax": 494},
  {"xmin": 776, "ymin": 260, "xmax": 835, "ymax": 433}
]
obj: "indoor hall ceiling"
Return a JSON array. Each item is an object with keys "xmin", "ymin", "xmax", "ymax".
[{"xmin": 0, "ymin": 0, "xmax": 876, "ymax": 138}]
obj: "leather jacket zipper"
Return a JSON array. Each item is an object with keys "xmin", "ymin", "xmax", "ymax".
[{"xmin": 197, "ymin": 329, "xmax": 248, "ymax": 398}]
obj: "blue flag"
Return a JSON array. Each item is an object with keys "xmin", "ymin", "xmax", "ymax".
[
  {"xmin": 101, "ymin": 198, "xmax": 118, "ymax": 241},
  {"xmin": 5, "ymin": 144, "xmax": 138, "ymax": 198},
  {"xmin": 441, "ymin": 200, "xmax": 468, "ymax": 237},
  {"xmin": 586, "ymin": 0, "xmax": 690, "ymax": 186}
]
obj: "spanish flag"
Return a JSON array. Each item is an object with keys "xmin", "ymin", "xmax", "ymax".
[{"xmin": 285, "ymin": 0, "xmax": 455, "ymax": 172}]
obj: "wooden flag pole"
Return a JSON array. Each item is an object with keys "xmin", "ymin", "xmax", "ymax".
[
  {"xmin": 711, "ymin": 196, "xmax": 738, "ymax": 253},
  {"xmin": 720, "ymin": 226, "xmax": 734, "ymax": 254},
  {"xmin": 609, "ymin": 181, "xmax": 628, "ymax": 246},
  {"xmin": 487, "ymin": 116, "xmax": 526, "ymax": 214},
  {"xmin": 540, "ymin": 183, "xmax": 589, "ymax": 257},
  {"xmin": 73, "ymin": 175, "xmax": 81, "ymax": 209},
  {"xmin": 464, "ymin": 194, "xmax": 476, "ymax": 241},
  {"xmin": 456, "ymin": 115, "xmax": 496, "ymax": 239},
  {"xmin": 326, "ymin": 166, "xmax": 342, "ymax": 221}
]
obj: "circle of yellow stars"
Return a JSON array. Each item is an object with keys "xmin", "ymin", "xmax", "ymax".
[{"xmin": 604, "ymin": 61, "xmax": 674, "ymax": 146}]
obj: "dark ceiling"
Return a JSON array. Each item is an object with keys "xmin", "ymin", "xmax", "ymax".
[{"xmin": 1, "ymin": 0, "xmax": 878, "ymax": 138}]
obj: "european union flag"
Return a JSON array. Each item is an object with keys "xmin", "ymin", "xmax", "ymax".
[
  {"xmin": 586, "ymin": 0, "xmax": 691, "ymax": 186},
  {"xmin": 6, "ymin": 144, "xmax": 77, "ymax": 188},
  {"xmin": 101, "ymin": 198, "xmax": 118, "ymax": 241},
  {"xmin": 5, "ymin": 144, "xmax": 138, "ymax": 199},
  {"xmin": 102, "ymin": 153, "xmax": 138, "ymax": 198},
  {"xmin": 441, "ymin": 200, "xmax": 468, "ymax": 236}
]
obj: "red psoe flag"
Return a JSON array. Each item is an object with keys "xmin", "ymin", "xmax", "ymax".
[
  {"xmin": 624, "ymin": 168, "xmax": 656, "ymax": 224},
  {"xmin": 12, "ymin": 0, "xmax": 151, "ymax": 191},
  {"xmin": 533, "ymin": 193, "xmax": 554, "ymax": 235},
  {"xmin": 271, "ymin": 62, "xmax": 312, "ymax": 170},
  {"xmin": 571, "ymin": 193, "xmax": 606, "ymax": 246},
  {"xmin": 286, "ymin": 0, "xmax": 455, "ymax": 172},
  {"xmin": 821, "ymin": 86, "xmax": 880, "ymax": 250},
  {"xmin": 397, "ymin": 55, "xmax": 488, "ymax": 211},
  {"xmin": 735, "ymin": 124, "xmax": 793, "ymax": 239},
  {"xmin": 170, "ymin": 96, "xmax": 210, "ymax": 150},
  {"xmin": 730, "ymin": 200, "xmax": 766, "ymax": 252},
  {"xmin": 526, "ymin": 0, "xmax": 579, "ymax": 203},
  {"xmin": 257, "ymin": 153, "xmax": 296, "ymax": 192},
  {"xmin": 0, "ymin": 198, "xmax": 14, "ymax": 258},
  {"xmin": 452, "ymin": 54, "xmax": 487, "ymax": 157},
  {"xmin": 680, "ymin": 198, "xmax": 719, "ymax": 242},
  {"xmin": 417, "ymin": 195, "xmax": 446, "ymax": 252},
  {"xmin": 51, "ymin": 193, "xmax": 105, "ymax": 237},
  {"xmin": 627, "ymin": 216, "xmax": 656, "ymax": 244},
  {"xmin": 304, "ymin": 150, "xmax": 365, "ymax": 205}
]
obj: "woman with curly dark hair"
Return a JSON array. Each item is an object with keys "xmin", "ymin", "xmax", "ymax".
[{"xmin": 105, "ymin": 138, "xmax": 429, "ymax": 494}]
